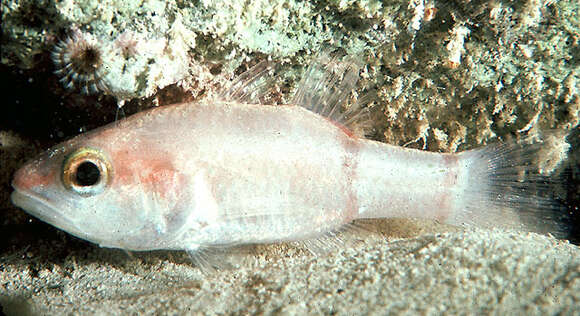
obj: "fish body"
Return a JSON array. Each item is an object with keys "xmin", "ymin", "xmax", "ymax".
[
  {"xmin": 12, "ymin": 100, "xmax": 463, "ymax": 250},
  {"xmin": 11, "ymin": 56, "xmax": 572, "ymax": 255}
]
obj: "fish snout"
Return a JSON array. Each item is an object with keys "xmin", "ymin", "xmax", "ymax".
[{"xmin": 12, "ymin": 159, "xmax": 58, "ymax": 192}]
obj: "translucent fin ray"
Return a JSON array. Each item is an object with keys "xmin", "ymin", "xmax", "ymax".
[
  {"xmin": 292, "ymin": 55, "xmax": 358, "ymax": 120},
  {"xmin": 294, "ymin": 222, "xmax": 373, "ymax": 255},
  {"xmin": 290, "ymin": 53, "xmax": 378, "ymax": 137},
  {"xmin": 186, "ymin": 244, "xmax": 242, "ymax": 273},
  {"xmin": 452, "ymin": 130, "xmax": 574, "ymax": 238},
  {"xmin": 219, "ymin": 61, "xmax": 279, "ymax": 104},
  {"xmin": 221, "ymin": 53, "xmax": 378, "ymax": 137}
]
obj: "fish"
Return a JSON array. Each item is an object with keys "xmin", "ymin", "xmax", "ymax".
[{"xmin": 11, "ymin": 54, "xmax": 573, "ymax": 264}]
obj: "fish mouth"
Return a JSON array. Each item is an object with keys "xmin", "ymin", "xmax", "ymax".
[{"xmin": 10, "ymin": 188, "xmax": 86, "ymax": 239}]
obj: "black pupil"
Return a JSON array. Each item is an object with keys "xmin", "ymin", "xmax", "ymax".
[{"xmin": 75, "ymin": 161, "xmax": 101, "ymax": 186}]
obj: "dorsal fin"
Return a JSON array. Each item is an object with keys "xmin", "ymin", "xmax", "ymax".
[
  {"xmin": 220, "ymin": 53, "xmax": 376, "ymax": 137},
  {"xmin": 291, "ymin": 54, "xmax": 376, "ymax": 137},
  {"xmin": 291, "ymin": 54, "xmax": 359, "ymax": 119},
  {"xmin": 219, "ymin": 60, "xmax": 279, "ymax": 104}
]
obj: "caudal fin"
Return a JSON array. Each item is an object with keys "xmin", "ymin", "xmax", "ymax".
[{"xmin": 450, "ymin": 130, "xmax": 575, "ymax": 239}]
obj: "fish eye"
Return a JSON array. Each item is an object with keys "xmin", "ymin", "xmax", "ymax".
[
  {"xmin": 75, "ymin": 161, "xmax": 101, "ymax": 186},
  {"xmin": 62, "ymin": 148, "xmax": 111, "ymax": 196}
]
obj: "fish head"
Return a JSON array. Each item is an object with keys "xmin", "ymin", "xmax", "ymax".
[{"xmin": 11, "ymin": 130, "xmax": 195, "ymax": 251}]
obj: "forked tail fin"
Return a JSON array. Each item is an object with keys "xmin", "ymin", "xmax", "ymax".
[{"xmin": 449, "ymin": 130, "xmax": 575, "ymax": 238}]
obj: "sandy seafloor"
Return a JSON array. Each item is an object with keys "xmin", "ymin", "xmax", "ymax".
[
  {"xmin": 1, "ymin": 0, "xmax": 580, "ymax": 315},
  {"xmin": 1, "ymin": 221, "xmax": 579, "ymax": 315}
]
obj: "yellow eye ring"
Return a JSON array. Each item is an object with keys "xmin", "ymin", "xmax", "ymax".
[{"xmin": 62, "ymin": 147, "xmax": 112, "ymax": 196}]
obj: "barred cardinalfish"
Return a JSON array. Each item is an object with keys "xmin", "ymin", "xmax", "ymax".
[{"xmin": 11, "ymin": 54, "xmax": 573, "ymax": 262}]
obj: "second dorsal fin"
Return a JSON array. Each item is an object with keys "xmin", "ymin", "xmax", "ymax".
[
  {"xmin": 291, "ymin": 54, "xmax": 360, "ymax": 120},
  {"xmin": 290, "ymin": 54, "xmax": 375, "ymax": 137}
]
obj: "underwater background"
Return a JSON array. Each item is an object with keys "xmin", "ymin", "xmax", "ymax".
[{"xmin": 1, "ymin": 0, "xmax": 579, "ymax": 314}]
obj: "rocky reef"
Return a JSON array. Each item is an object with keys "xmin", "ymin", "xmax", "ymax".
[{"xmin": 1, "ymin": 0, "xmax": 579, "ymax": 313}]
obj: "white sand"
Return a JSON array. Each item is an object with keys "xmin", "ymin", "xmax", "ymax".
[{"xmin": 1, "ymin": 220, "xmax": 578, "ymax": 315}]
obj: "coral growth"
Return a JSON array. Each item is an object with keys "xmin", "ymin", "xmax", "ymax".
[
  {"xmin": 52, "ymin": 30, "xmax": 109, "ymax": 94},
  {"xmin": 115, "ymin": 32, "xmax": 140, "ymax": 60},
  {"xmin": 1, "ymin": 0, "xmax": 578, "ymax": 148}
]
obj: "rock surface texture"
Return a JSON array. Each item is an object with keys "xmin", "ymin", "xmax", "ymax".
[{"xmin": 1, "ymin": 0, "xmax": 578, "ymax": 314}]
